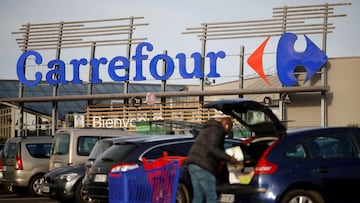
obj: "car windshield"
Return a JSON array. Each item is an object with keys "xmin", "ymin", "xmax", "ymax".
[
  {"xmin": 232, "ymin": 109, "xmax": 278, "ymax": 134},
  {"xmin": 88, "ymin": 140, "xmax": 113, "ymax": 161},
  {"xmin": 3, "ymin": 142, "xmax": 17, "ymax": 159},
  {"xmin": 77, "ymin": 136, "xmax": 99, "ymax": 156},
  {"xmin": 51, "ymin": 134, "xmax": 70, "ymax": 155},
  {"xmin": 96, "ymin": 144, "xmax": 137, "ymax": 162}
]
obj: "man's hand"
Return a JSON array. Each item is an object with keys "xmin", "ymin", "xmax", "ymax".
[{"xmin": 229, "ymin": 156, "xmax": 241, "ymax": 165}]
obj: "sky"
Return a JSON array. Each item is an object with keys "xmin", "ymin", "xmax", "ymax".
[{"xmin": 0, "ymin": 0, "xmax": 359, "ymax": 85}]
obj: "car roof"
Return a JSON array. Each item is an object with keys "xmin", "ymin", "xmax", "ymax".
[
  {"xmin": 112, "ymin": 134, "xmax": 196, "ymax": 144},
  {"xmin": 6, "ymin": 136, "xmax": 53, "ymax": 143},
  {"xmin": 110, "ymin": 134, "xmax": 243, "ymax": 145},
  {"xmin": 55, "ymin": 128, "xmax": 140, "ymax": 136},
  {"xmin": 287, "ymin": 126, "xmax": 359, "ymax": 135},
  {"xmin": 98, "ymin": 135, "xmax": 149, "ymax": 143}
]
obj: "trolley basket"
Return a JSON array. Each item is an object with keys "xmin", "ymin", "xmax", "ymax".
[{"xmin": 109, "ymin": 160, "xmax": 181, "ymax": 203}]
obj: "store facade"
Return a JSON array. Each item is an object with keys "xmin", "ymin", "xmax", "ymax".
[
  {"xmin": 0, "ymin": 2, "xmax": 357, "ymax": 138},
  {"xmin": 1, "ymin": 56, "xmax": 360, "ymax": 138}
]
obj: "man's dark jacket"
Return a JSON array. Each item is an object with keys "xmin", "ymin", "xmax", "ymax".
[{"xmin": 187, "ymin": 119, "xmax": 231, "ymax": 174}]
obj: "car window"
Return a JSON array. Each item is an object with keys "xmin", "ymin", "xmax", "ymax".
[
  {"xmin": 242, "ymin": 110, "xmax": 267, "ymax": 125},
  {"xmin": 143, "ymin": 142, "xmax": 193, "ymax": 160},
  {"xmin": 142, "ymin": 140, "xmax": 241, "ymax": 160},
  {"xmin": 97, "ymin": 144, "xmax": 138, "ymax": 162},
  {"xmin": 89, "ymin": 140, "xmax": 113, "ymax": 160},
  {"xmin": 51, "ymin": 134, "xmax": 70, "ymax": 155},
  {"xmin": 77, "ymin": 136, "xmax": 100, "ymax": 156},
  {"xmin": 4, "ymin": 142, "xmax": 17, "ymax": 159},
  {"xmin": 26, "ymin": 143, "xmax": 52, "ymax": 158},
  {"xmin": 285, "ymin": 144, "xmax": 307, "ymax": 159},
  {"xmin": 306, "ymin": 133, "xmax": 358, "ymax": 159}
]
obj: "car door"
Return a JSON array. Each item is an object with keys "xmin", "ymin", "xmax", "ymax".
[{"xmin": 304, "ymin": 128, "xmax": 360, "ymax": 202}]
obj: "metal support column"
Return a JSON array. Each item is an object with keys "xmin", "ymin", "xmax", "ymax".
[
  {"xmin": 238, "ymin": 46, "xmax": 244, "ymax": 98},
  {"xmin": 51, "ymin": 22, "xmax": 64, "ymax": 135},
  {"xmin": 199, "ymin": 25, "xmax": 207, "ymax": 105}
]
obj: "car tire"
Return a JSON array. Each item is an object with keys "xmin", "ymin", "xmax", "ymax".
[
  {"xmin": 29, "ymin": 174, "xmax": 44, "ymax": 196},
  {"xmin": 75, "ymin": 181, "xmax": 94, "ymax": 203},
  {"xmin": 280, "ymin": 189, "xmax": 324, "ymax": 203},
  {"xmin": 176, "ymin": 182, "xmax": 191, "ymax": 203}
]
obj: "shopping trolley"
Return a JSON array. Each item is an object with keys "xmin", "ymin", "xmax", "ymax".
[{"xmin": 108, "ymin": 152, "xmax": 186, "ymax": 203}]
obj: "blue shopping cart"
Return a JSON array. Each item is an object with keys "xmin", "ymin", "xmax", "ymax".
[{"xmin": 108, "ymin": 157, "xmax": 182, "ymax": 203}]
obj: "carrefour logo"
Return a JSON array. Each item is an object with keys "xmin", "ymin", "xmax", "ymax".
[
  {"xmin": 16, "ymin": 32, "xmax": 326, "ymax": 87},
  {"xmin": 248, "ymin": 32, "xmax": 328, "ymax": 86}
]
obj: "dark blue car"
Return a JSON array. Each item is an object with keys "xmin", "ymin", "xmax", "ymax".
[{"xmin": 206, "ymin": 99, "xmax": 360, "ymax": 203}]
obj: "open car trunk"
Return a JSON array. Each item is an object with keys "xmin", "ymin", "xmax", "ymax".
[{"xmin": 204, "ymin": 99, "xmax": 286, "ymax": 191}]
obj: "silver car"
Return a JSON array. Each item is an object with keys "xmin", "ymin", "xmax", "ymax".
[{"xmin": 1, "ymin": 136, "xmax": 53, "ymax": 196}]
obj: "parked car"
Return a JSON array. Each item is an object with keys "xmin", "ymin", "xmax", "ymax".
[
  {"xmin": 84, "ymin": 98, "xmax": 360, "ymax": 203},
  {"xmin": 42, "ymin": 135, "xmax": 144, "ymax": 203},
  {"xmin": 1, "ymin": 136, "xmax": 53, "ymax": 196},
  {"xmin": 49, "ymin": 128, "xmax": 139, "ymax": 171},
  {"xmin": 0, "ymin": 149, "xmax": 4, "ymax": 190},
  {"xmin": 205, "ymin": 99, "xmax": 360, "ymax": 203},
  {"xmin": 82, "ymin": 134, "xmax": 245, "ymax": 203}
]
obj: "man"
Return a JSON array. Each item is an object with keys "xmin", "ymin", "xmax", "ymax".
[{"xmin": 187, "ymin": 117, "xmax": 240, "ymax": 203}]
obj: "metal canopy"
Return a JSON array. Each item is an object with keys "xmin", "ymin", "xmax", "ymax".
[{"xmin": 0, "ymin": 81, "xmax": 186, "ymax": 120}]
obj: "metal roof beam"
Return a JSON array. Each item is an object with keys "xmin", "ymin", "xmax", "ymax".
[{"xmin": 0, "ymin": 86, "xmax": 329, "ymax": 103}]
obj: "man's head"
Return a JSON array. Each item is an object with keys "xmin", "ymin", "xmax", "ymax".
[{"xmin": 216, "ymin": 117, "xmax": 233, "ymax": 132}]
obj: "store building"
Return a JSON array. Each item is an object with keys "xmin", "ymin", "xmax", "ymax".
[
  {"xmin": 1, "ymin": 56, "xmax": 359, "ymax": 138},
  {"xmin": 1, "ymin": 2, "xmax": 357, "ymax": 138}
]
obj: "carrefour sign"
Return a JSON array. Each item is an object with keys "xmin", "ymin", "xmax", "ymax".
[{"xmin": 16, "ymin": 32, "xmax": 327, "ymax": 87}]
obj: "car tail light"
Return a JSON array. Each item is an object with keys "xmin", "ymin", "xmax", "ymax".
[
  {"xmin": 254, "ymin": 140, "xmax": 278, "ymax": 175},
  {"xmin": 0, "ymin": 157, "xmax": 3, "ymax": 170},
  {"xmin": 16, "ymin": 156, "xmax": 23, "ymax": 170},
  {"xmin": 110, "ymin": 162, "xmax": 139, "ymax": 174}
]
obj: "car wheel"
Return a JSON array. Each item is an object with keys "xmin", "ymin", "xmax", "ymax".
[
  {"xmin": 75, "ymin": 181, "xmax": 94, "ymax": 203},
  {"xmin": 176, "ymin": 182, "xmax": 191, "ymax": 203},
  {"xmin": 29, "ymin": 174, "xmax": 44, "ymax": 196},
  {"xmin": 280, "ymin": 189, "xmax": 324, "ymax": 203}
]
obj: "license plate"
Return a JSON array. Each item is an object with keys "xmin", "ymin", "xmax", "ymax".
[
  {"xmin": 54, "ymin": 162, "xmax": 62, "ymax": 168},
  {"xmin": 94, "ymin": 174, "xmax": 107, "ymax": 182},
  {"xmin": 219, "ymin": 194, "xmax": 235, "ymax": 203},
  {"xmin": 42, "ymin": 186, "xmax": 50, "ymax": 193}
]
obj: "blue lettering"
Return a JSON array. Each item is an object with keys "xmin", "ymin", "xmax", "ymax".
[
  {"xmin": 132, "ymin": 42, "xmax": 153, "ymax": 81},
  {"xmin": 70, "ymin": 58, "xmax": 88, "ymax": 84},
  {"xmin": 150, "ymin": 54, "xmax": 174, "ymax": 80},
  {"xmin": 89, "ymin": 57, "xmax": 107, "ymax": 83},
  {"xmin": 176, "ymin": 53, "xmax": 204, "ymax": 79},
  {"xmin": 46, "ymin": 59, "xmax": 67, "ymax": 85},
  {"xmin": 206, "ymin": 51, "xmax": 225, "ymax": 77},
  {"xmin": 108, "ymin": 56, "xmax": 129, "ymax": 81},
  {"xmin": 17, "ymin": 50, "xmax": 43, "ymax": 86},
  {"xmin": 16, "ymin": 42, "xmax": 228, "ymax": 86}
]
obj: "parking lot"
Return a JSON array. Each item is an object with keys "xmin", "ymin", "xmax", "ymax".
[
  {"xmin": 0, "ymin": 191, "xmax": 58, "ymax": 203},
  {"xmin": 0, "ymin": 188, "xmax": 57, "ymax": 203}
]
